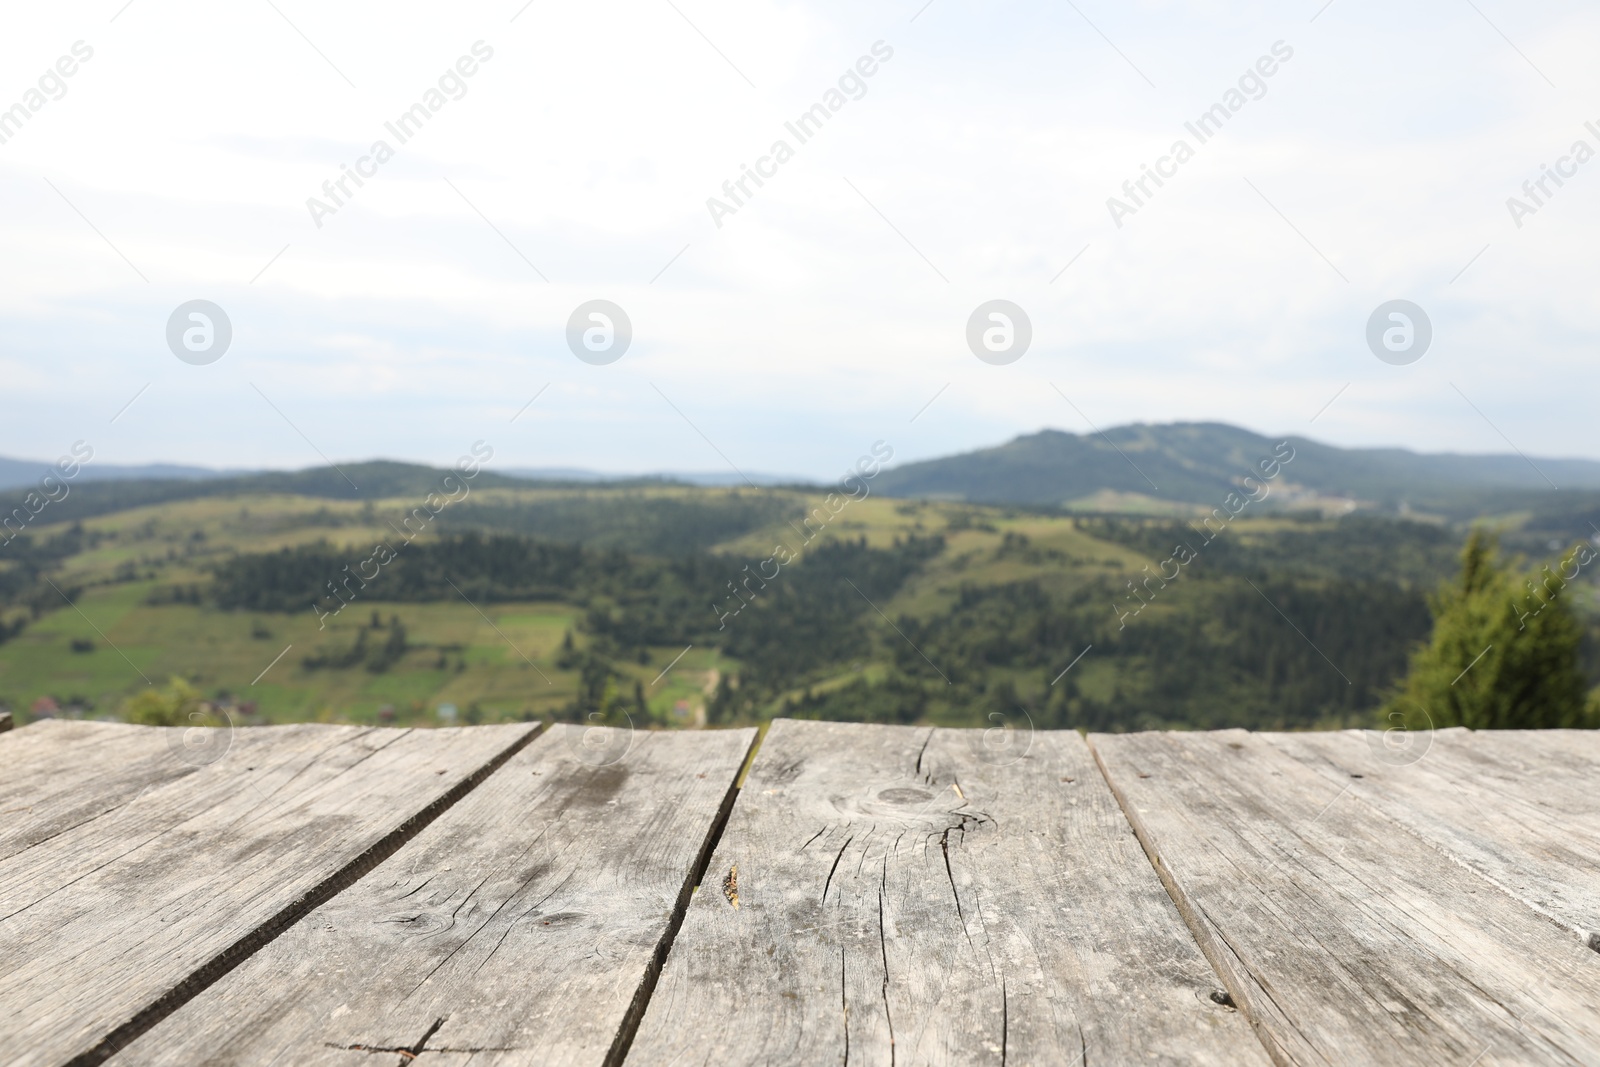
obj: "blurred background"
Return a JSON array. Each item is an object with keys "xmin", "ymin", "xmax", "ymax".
[{"xmin": 2, "ymin": 0, "xmax": 1597, "ymax": 734}]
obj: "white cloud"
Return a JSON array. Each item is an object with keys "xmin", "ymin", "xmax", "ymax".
[{"xmin": 0, "ymin": 0, "xmax": 1596, "ymax": 479}]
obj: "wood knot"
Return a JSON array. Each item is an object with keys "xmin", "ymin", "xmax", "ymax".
[
  {"xmin": 877, "ymin": 788, "xmax": 932, "ymax": 804},
  {"xmin": 1209, "ymin": 989, "xmax": 1236, "ymax": 1009}
]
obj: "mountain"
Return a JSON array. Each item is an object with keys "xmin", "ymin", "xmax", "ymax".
[
  {"xmin": 872, "ymin": 423, "xmax": 1600, "ymax": 513},
  {"xmin": 502, "ymin": 468, "xmax": 807, "ymax": 487},
  {"xmin": 9, "ymin": 422, "xmax": 1600, "ymax": 524},
  {"xmin": 0, "ymin": 457, "xmax": 825, "ymax": 541},
  {"xmin": 0, "ymin": 455, "xmax": 808, "ymax": 496},
  {"xmin": 0, "ymin": 461, "xmax": 544, "ymax": 532},
  {"xmin": 0, "ymin": 456, "xmax": 239, "ymax": 492}
]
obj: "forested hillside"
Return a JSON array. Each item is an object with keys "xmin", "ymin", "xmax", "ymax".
[
  {"xmin": 873, "ymin": 423, "xmax": 1600, "ymax": 515},
  {"xmin": 5, "ymin": 475, "xmax": 1590, "ymax": 734}
]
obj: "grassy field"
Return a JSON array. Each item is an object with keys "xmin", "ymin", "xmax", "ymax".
[
  {"xmin": 6, "ymin": 477, "xmax": 1577, "ymax": 732},
  {"xmin": 2, "ymin": 485, "xmax": 1134, "ymax": 725},
  {"xmin": 2, "ymin": 580, "xmax": 731, "ymax": 727},
  {"xmin": 0, "ymin": 485, "xmax": 769, "ymax": 726}
]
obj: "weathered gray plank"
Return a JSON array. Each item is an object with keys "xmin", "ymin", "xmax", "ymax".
[
  {"xmin": 627, "ymin": 719, "xmax": 1264, "ymax": 1066},
  {"xmin": 1265, "ymin": 728, "xmax": 1600, "ymax": 951},
  {"xmin": 1092, "ymin": 729, "xmax": 1600, "ymax": 1066},
  {"xmin": 110, "ymin": 724, "xmax": 756, "ymax": 1067},
  {"xmin": 0, "ymin": 720, "xmax": 171, "ymax": 810},
  {"xmin": 0, "ymin": 722, "xmax": 538, "ymax": 1067},
  {"xmin": 0, "ymin": 719, "xmax": 241, "ymax": 863}
]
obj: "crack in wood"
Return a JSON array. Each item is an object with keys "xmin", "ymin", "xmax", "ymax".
[
  {"xmin": 877, "ymin": 859, "xmax": 895, "ymax": 1067},
  {"xmin": 938, "ymin": 826, "xmax": 968, "ymax": 936},
  {"xmin": 60, "ymin": 725, "xmax": 544, "ymax": 1067},
  {"xmin": 328, "ymin": 1016, "xmax": 516, "ymax": 1064},
  {"xmin": 840, "ymin": 946, "xmax": 850, "ymax": 1067},
  {"xmin": 1001, "ymin": 977, "xmax": 1008, "ymax": 1067},
  {"xmin": 331, "ymin": 1016, "xmax": 442, "ymax": 1065},
  {"xmin": 913, "ymin": 729, "xmax": 934, "ymax": 780},
  {"xmin": 623, "ymin": 722, "xmax": 1274, "ymax": 1067},
  {"xmin": 822, "ymin": 835, "xmax": 853, "ymax": 904},
  {"xmin": 471, "ymin": 868, "xmax": 578, "ymax": 978}
]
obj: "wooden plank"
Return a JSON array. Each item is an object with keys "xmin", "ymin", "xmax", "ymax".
[
  {"xmin": 1265, "ymin": 728, "xmax": 1600, "ymax": 950},
  {"xmin": 627, "ymin": 719, "xmax": 1265, "ymax": 1066},
  {"xmin": 0, "ymin": 720, "xmax": 246, "ymax": 863},
  {"xmin": 0, "ymin": 722, "xmax": 538, "ymax": 1067},
  {"xmin": 1092, "ymin": 729, "xmax": 1600, "ymax": 1066},
  {"xmin": 110, "ymin": 724, "xmax": 756, "ymax": 1067},
  {"xmin": 0, "ymin": 720, "xmax": 169, "ymax": 811}
]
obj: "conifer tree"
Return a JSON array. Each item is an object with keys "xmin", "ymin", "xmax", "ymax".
[{"xmin": 1386, "ymin": 529, "xmax": 1594, "ymax": 730}]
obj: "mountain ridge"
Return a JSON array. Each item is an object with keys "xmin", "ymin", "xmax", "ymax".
[
  {"xmin": 871, "ymin": 422, "xmax": 1600, "ymax": 510},
  {"xmin": 4, "ymin": 422, "xmax": 1597, "ymax": 515}
]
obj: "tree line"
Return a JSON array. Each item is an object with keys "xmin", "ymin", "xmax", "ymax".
[{"xmin": 199, "ymin": 521, "xmax": 1600, "ymax": 731}]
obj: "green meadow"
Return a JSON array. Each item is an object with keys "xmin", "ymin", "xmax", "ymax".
[{"xmin": 1, "ymin": 472, "xmax": 1592, "ymax": 732}]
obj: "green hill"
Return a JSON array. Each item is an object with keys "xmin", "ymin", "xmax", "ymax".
[
  {"xmin": 3, "ymin": 427, "xmax": 1597, "ymax": 735},
  {"xmin": 874, "ymin": 422, "xmax": 1600, "ymax": 515}
]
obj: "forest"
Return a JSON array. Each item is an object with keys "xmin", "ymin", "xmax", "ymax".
[
  {"xmin": 199, "ymin": 514, "xmax": 1471, "ymax": 730},
  {"xmin": 2, "ymin": 476, "xmax": 1595, "ymax": 734}
]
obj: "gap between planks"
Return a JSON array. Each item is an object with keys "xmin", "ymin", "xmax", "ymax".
[
  {"xmin": 67, "ymin": 722, "xmax": 545, "ymax": 1067},
  {"xmin": 627, "ymin": 721, "xmax": 1263, "ymax": 1067},
  {"xmin": 15, "ymin": 720, "xmax": 1296, "ymax": 1067},
  {"xmin": 104, "ymin": 725, "xmax": 758, "ymax": 1067},
  {"xmin": 1087, "ymin": 730, "xmax": 1600, "ymax": 1066},
  {"xmin": 1084, "ymin": 734, "xmax": 1284, "ymax": 1066},
  {"xmin": 601, "ymin": 728, "xmax": 760, "ymax": 1067}
]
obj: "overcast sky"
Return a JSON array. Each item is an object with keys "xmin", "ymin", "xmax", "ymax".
[{"xmin": 2, "ymin": 0, "xmax": 1597, "ymax": 480}]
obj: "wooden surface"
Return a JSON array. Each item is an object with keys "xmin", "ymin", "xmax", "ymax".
[
  {"xmin": 1092, "ymin": 729, "xmax": 1600, "ymax": 1066},
  {"xmin": 4, "ymin": 718, "xmax": 1600, "ymax": 1067},
  {"xmin": 0, "ymin": 721, "xmax": 538, "ymax": 1067},
  {"xmin": 627, "ymin": 720, "xmax": 1264, "ymax": 1066},
  {"xmin": 111, "ymin": 724, "xmax": 757, "ymax": 1067},
  {"xmin": 1265, "ymin": 727, "xmax": 1600, "ymax": 948},
  {"xmin": 0, "ymin": 720, "xmax": 189, "ymax": 863}
]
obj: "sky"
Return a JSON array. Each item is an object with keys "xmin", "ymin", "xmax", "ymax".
[{"xmin": 1, "ymin": 0, "xmax": 1597, "ymax": 482}]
